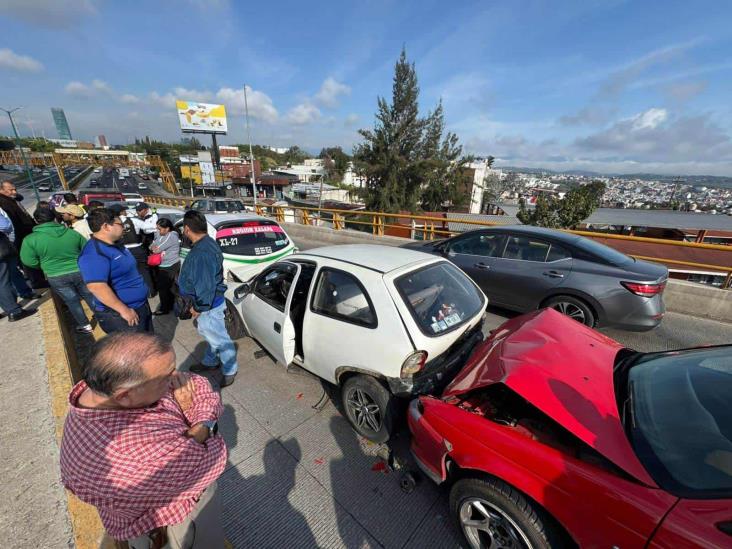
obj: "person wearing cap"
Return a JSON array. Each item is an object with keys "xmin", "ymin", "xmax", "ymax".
[
  {"xmin": 57, "ymin": 204, "xmax": 92, "ymax": 240},
  {"xmin": 20, "ymin": 207, "xmax": 94, "ymax": 333},
  {"xmin": 110, "ymin": 203, "xmax": 157, "ymax": 296}
]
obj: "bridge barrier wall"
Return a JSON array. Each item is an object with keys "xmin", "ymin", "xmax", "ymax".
[{"xmin": 281, "ymin": 221, "xmax": 732, "ymax": 324}]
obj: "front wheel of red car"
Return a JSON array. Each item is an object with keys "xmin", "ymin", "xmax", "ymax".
[{"xmin": 450, "ymin": 477, "xmax": 560, "ymax": 549}]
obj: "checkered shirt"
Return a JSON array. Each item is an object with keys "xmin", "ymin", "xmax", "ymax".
[{"xmin": 59, "ymin": 375, "xmax": 227, "ymax": 540}]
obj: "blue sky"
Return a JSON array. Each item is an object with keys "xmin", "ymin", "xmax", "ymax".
[{"xmin": 2, "ymin": 0, "xmax": 732, "ymax": 175}]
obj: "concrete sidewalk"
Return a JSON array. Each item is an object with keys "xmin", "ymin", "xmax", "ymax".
[{"xmin": 0, "ymin": 295, "xmax": 73, "ymax": 548}]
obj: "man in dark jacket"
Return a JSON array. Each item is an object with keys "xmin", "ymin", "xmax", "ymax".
[
  {"xmin": 178, "ymin": 210, "xmax": 238, "ymax": 387},
  {"xmin": 0, "ymin": 181, "xmax": 35, "ymax": 247}
]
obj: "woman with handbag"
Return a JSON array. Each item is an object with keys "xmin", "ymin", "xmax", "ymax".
[{"xmin": 150, "ymin": 218, "xmax": 180, "ymax": 316}]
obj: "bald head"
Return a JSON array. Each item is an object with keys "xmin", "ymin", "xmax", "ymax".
[
  {"xmin": 84, "ymin": 333, "xmax": 174, "ymax": 397},
  {"xmin": 0, "ymin": 181, "xmax": 16, "ymax": 198}
]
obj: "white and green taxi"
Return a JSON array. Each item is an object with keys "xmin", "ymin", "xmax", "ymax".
[{"xmin": 178, "ymin": 213, "xmax": 296, "ymax": 281}]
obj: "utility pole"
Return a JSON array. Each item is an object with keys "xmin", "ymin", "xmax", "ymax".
[
  {"xmin": 1, "ymin": 106, "xmax": 40, "ymax": 202},
  {"xmin": 243, "ymin": 85, "xmax": 257, "ymax": 210}
]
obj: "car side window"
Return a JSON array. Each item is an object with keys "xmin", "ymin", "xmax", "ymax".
[
  {"xmin": 503, "ymin": 236, "xmax": 551, "ymax": 262},
  {"xmin": 449, "ymin": 233, "xmax": 505, "ymax": 257},
  {"xmin": 311, "ymin": 268, "xmax": 377, "ymax": 328},
  {"xmin": 254, "ymin": 264, "xmax": 297, "ymax": 312},
  {"xmin": 546, "ymin": 244, "xmax": 571, "ymax": 262}
]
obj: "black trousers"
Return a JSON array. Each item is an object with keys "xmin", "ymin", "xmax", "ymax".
[
  {"xmin": 155, "ymin": 262, "xmax": 180, "ymax": 313},
  {"xmin": 127, "ymin": 245, "xmax": 155, "ymax": 296}
]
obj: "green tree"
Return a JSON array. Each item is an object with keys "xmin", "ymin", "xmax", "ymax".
[
  {"xmin": 479, "ymin": 171, "xmax": 508, "ymax": 213},
  {"xmin": 319, "ymin": 146, "xmax": 350, "ymax": 182},
  {"xmin": 354, "ymin": 49, "xmax": 470, "ymax": 213},
  {"xmin": 517, "ymin": 180, "xmax": 606, "ymax": 229}
]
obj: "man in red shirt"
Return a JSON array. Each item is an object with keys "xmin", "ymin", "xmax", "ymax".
[{"xmin": 60, "ymin": 333, "xmax": 227, "ymax": 548}]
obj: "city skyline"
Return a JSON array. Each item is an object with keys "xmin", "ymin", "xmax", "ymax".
[{"xmin": 2, "ymin": 0, "xmax": 732, "ymax": 176}]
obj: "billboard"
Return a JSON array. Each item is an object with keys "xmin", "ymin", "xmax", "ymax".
[{"xmin": 176, "ymin": 100, "xmax": 227, "ymax": 134}]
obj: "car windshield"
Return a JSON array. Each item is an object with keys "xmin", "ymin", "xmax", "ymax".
[
  {"xmin": 396, "ymin": 262, "xmax": 485, "ymax": 336},
  {"xmin": 627, "ymin": 346, "xmax": 732, "ymax": 497},
  {"xmin": 574, "ymin": 236, "xmax": 633, "ymax": 266},
  {"xmin": 215, "ymin": 220, "xmax": 289, "ymax": 257}
]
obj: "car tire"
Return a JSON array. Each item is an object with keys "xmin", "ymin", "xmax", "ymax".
[
  {"xmin": 543, "ymin": 295, "xmax": 595, "ymax": 327},
  {"xmin": 450, "ymin": 477, "xmax": 561, "ymax": 549},
  {"xmin": 224, "ymin": 299, "xmax": 247, "ymax": 340},
  {"xmin": 341, "ymin": 375, "xmax": 396, "ymax": 443}
]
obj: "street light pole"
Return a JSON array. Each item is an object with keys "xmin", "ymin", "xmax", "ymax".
[
  {"xmin": 243, "ymin": 85, "xmax": 257, "ymax": 210},
  {"xmin": 1, "ymin": 106, "xmax": 40, "ymax": 203}
]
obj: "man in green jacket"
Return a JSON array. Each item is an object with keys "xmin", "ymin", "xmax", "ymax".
[{"xmin": 20, "ymin": 208, "xmax": 96, "ymax": 333}]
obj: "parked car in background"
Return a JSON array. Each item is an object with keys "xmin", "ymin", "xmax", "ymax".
[
  {"xmin": 122, "ymin": 192, "xmax": 144, "ymax": 208},
  {"xmin": 154, "ymin": 206, "xmax": 185, "ymax": 226},
  {"xmin": 408, "ymin": 308, "xmax": 732, "ymax": 549},
  {"xmin": 137, "ymin": 182, "xmax": 148, "ymax": 190},
  {"xmin": 227, "ymin": 244, "xmax": 488, "ymax": 442},
  {"xmin": 191, "ymin": 198, "xmax": 247, "ymax": 214},
  {"xmin": 78, "ymin": 190, "xmax": 125, "ymax": 207},
  {"xmin": 406, "ymin": 225, "xmax": 668, "ymax": 331},
  {"xmin": 177, "ymin": 213, "xmax": 296, "ymax": 279},
  {"xmin": 37, "ymin": 182, "xmax": 52, "ymax": 192}
]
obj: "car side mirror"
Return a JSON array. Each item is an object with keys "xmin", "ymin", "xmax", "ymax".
[{"xmin": 234, "ymin": 283, "xmax": 251, "ymax": 299}]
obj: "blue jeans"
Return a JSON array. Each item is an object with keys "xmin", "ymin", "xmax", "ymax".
[
  {"xmin": 197, "ymin": 302, "xmax": 238, "ymax": 376},
  {"xmin": 48, "ymin": 272, "xmax": 95, "ymax": 328},
  {"xmin": 7, "ymin": 255, "xmax": 33, "ymax": 297},
  {"xmin": 0, "ymin": 257, "xmax": 22, "ymax": 315}
]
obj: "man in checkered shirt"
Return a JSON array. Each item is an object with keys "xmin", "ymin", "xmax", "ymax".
[{"xmin": 60, "ymin": 332, "xmax": 228, "ymax": 548}]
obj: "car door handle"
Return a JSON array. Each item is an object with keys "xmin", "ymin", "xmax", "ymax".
[
  {"xmin": 543, "ymin": 270, "xmax": 564, "ymax": 278},
  {"xmin": 473, "ymin": 262, "xmax": 491, "ymax": 270},
  {"xmin": 273, "ymin": 322, "xmax": 281, "ymax": 333}
]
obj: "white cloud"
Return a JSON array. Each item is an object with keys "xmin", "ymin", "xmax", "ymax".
[
  {"xmin": 630, "ymin": 108, "xmax": 667, "ymax": 130},
  {"xmin": 149, "ymin": 91, "xmax": 177, "ymax": 107},
  {"xmin": 286, "ymin": 102, "xmax": 321, "ymax": 125},
  {"xmin": 173, "ymin": 87, "xmax": 214, "ymax": 102},
  {"xmin": 120, "ymin": 94, "xmax": 140, "ymax": 104},
  {"xmin": 216, "ymin": 86, "xmax": 278, "ymax": 122},
  {"xmin": 0, "ymin": 0, "xmax": 98, "ymax": 28},
  {"xmin": 664, "ymin": 81, "xmax": 707, "ymax": 102},
  {"xmin": 0, "ymin": 48, "xmax": 43, "ymax": 72},
  {"xmin": 92, "ymin": 79, "xmax": 112, "ymax": 94},
  {"xmin": 344, "ymin": 113, "xmax": 359, "ymax": 127},
  {"xmin": 65, "ymin": 81, "xmax": 93, "ymax": 97},
  {"xmin": 314, "ymin": 77, "xmax": 351, "ymax": 108}
]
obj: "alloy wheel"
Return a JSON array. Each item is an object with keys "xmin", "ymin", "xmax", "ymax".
[
  {"xmin": 346, "ymin": 388, "xmax": 382, "ymax": 433},
  {"xmin": 459, "ymin": 498, "xmax": 533, "ymax": 549},
  {"xmin": 551, "ymin": 301, "xmax": 586, "ymax": 323}
]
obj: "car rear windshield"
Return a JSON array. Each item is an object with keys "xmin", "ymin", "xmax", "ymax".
[
  {"xmin": 215, "ymin": 200, "xmax": 245, "ymax": 212},
  {"xmin": 215, "ymin": 220, "xmax": 289, "ymax": 257},
  {"xmin": 396, "ymin": 262, "xmax": 485, "ymax": 336},
  {"xmin": 628, "ymin": 346, "xmax": 732, "ymax": 497},
  {"xmin": 574, "ymin": 236, "xmax": 633, "ymax": 266}
]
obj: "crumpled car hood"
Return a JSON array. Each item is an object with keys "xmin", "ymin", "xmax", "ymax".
[{"xmin": 443, "ymin": 308, "xmax": 656, "ymax": 486}]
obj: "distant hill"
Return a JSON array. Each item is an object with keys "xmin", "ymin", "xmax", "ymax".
[{"xmin": 495, "ymin": 165, "xmax": 732, "ymax": 188}]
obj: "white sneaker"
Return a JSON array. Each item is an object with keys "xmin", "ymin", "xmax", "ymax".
[{"xmin": 76, "ymin": 324, "xmax": 93, "ymax": 334}]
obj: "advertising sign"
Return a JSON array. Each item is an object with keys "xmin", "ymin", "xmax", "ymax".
[
  {"xmin": 199, "ymin": 161, "xmax": 216, "ymax": 185},
  {"xmin": 176, "ymin": 100, "xmax": 228, "ymax": 134}
]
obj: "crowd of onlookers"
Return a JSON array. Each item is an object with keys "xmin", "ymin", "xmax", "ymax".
[
  {"xmin": 0, "ymin": 178, "xmax": 238, "ymax": 385},
  {"xmin": 2, "ymin": 178, "xmax": 241, "ymax": 547}
]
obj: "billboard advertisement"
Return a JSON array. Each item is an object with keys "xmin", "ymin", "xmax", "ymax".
[
  {"xmin": 200, "ymin": 161, "xmax": 217, "ymax": 186},
  {"xmin": 176, "ymin": 101, "xmax": 228, "ymax": 134}
]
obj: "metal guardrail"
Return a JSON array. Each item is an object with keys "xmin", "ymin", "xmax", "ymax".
[{"xmin": 142, "ymin": 196, "xmax": 732, "ymax": 288}]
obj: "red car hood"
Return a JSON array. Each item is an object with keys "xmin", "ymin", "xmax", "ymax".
[{"xmin": 443, "ymin": 308, "xmax": 656, "ymax": 487}]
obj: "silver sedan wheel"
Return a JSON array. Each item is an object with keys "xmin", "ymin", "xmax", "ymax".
[
  {"xmin": 346, "ymin": 388, "xmax": 382, "ymax": 433},
  {"xmin": 551, "ymin": 301, "xmax": 587, "ymax": 323},
  {"xmin": 459, "ymin": 498, "xmax": 533, "ymax": 549}
]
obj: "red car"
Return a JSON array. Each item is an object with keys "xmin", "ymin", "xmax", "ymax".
[{"xmin": 408, "ymin": 308, "xmax": 732, "ymax": 549}]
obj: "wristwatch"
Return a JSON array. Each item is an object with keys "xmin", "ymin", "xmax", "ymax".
[{"xmin": 203, "ymin": 420, "xmax": 219, "ymax": 438}]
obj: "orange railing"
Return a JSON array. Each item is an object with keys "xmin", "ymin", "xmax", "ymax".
[{"xmin": 142, "ymin": 196, "xmax": 732, "ymax": 288}]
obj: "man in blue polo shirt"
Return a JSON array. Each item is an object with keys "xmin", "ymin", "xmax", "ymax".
[{"xmin": 78, "ymin": 208, "xmax": 153, "ymax": 334}]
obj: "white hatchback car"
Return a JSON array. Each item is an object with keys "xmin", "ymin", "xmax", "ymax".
[
  {"xmin": 177, "ymin": 213, "xmax": 296, "ymax": 279},
  {"xmin": 226, "ymin": 244, "xmax": 487, "ymax": 442}
]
